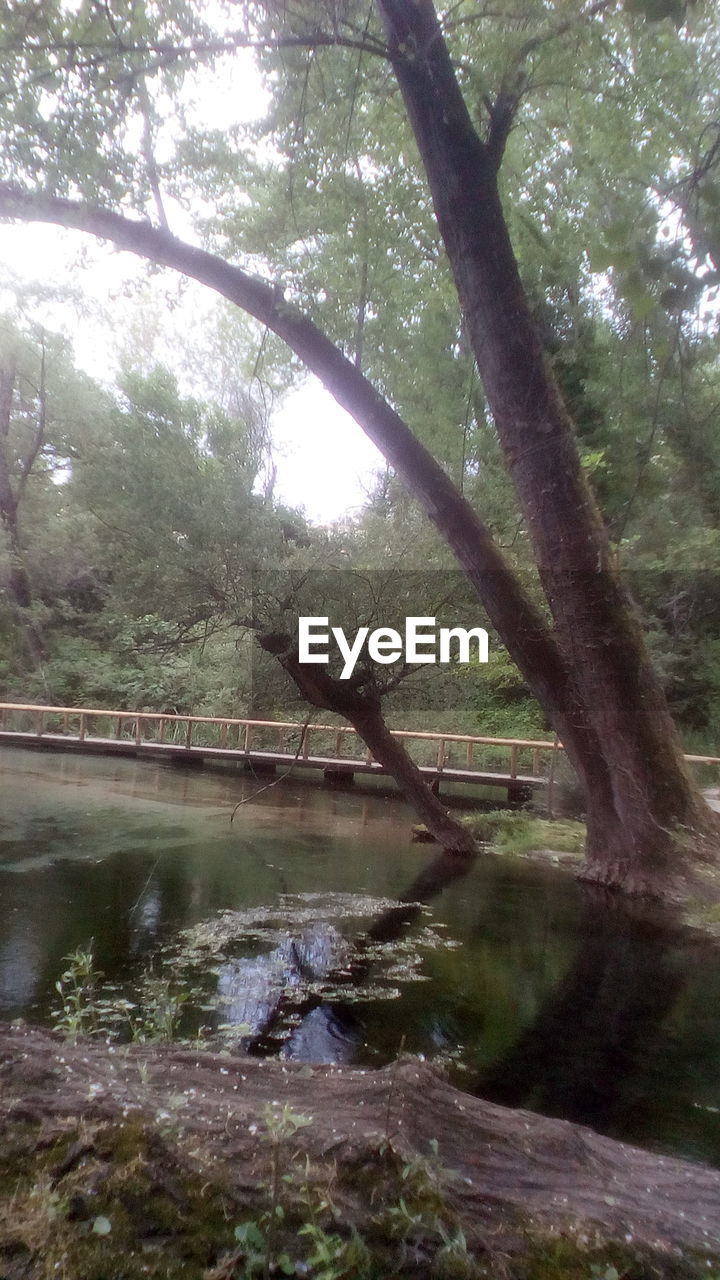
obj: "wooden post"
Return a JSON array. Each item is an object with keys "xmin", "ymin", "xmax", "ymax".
[
  {"xmin": 545, "ymin": 742, "xmax": 558, "ymax": 819},
  {"xmin": 335, "ymin": 730, "xmax": 343, "ymax": 757},
  {"xmin": 302, "ymin": 726, "xmax": 310, "ymax": 760},
  {"xmin": 243, "ymin": 723, "xmax": 252, "ymax": 754},
  {"xmin": 510, "ymin": 744, "xmax": 518, "ymax": 778},
  {"xmin": 436, "ymin": 739, "xmax": 446, "ymax": 772},
  {"xmin": 185, "ymin": 719, "xmax": 193, "ymax": 748},
  {"xmin": 466, "ymin": 741, "xmax": 474, "ymax": 768},
  {"xmin": 79, "ymin": 714, "xmax": 86, "ymax": 743},
  {"xmin": 36, "ymin": 709, "xmax": 44, "ymax": 737}
]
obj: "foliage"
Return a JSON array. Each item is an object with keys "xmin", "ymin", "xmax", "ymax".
[
  {"xmin": 2, "ymin": 2, "xmax": 720, "ymax": 753},
  {"xmin": 51, "ymin": 942, "xmax": 103, "ymax": 1041},
  {"xmin": 465, "ymin": 812, "xmax": 586, "ymax": 858},
  {"xmin": 228, "ymin": 1111, "xmax": 486, "ymax": 1280}
]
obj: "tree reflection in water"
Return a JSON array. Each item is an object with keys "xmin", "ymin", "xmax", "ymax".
[{"xmin": 249, "ymin": 852, "xmax": 712, "ymax": 1159}]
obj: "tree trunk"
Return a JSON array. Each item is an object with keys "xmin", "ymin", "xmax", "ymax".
[
  {"xmin": 0, "ymin": 190, "xmax": 606, "ymax": 784},
  {"xmin": 375, "ymin": 0, "xmax": 718, "ymax": 892},
  {"xmin": 257, "ymin": 631, "xmax": 477, "ymax": 854},
  {"xmin": 0, "ymin": 356, "xmax": 46, "ymax": 667}
]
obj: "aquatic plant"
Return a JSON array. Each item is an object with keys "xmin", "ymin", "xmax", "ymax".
[{"xmin": 51, "ymin": 942, "xmax": 103, "ymax": 1041}]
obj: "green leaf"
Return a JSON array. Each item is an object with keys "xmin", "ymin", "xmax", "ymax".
[
  {"xmin": 587, "ymin": 244, "xmax": 615, "ymax": 273},
  {"xmin": 234, "ymin": 1220, "xmax": 265, "ymax": 1251}
]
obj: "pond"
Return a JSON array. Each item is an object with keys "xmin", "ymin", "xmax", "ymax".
[{"xmin": 2, "ymin": 744, "xmax": 720, "ymax": 1169}]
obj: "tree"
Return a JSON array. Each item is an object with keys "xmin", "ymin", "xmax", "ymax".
[
  {"xmin": 0, "ymin": 323, "xmax": 47, "ymax": 665},
  {"xmin": 0, "ymin": 317, "xmax": 94, "ymax": 672},
  {"xmin": 1, "ymin": 0, "xmax": 719, "ymax": 895}
]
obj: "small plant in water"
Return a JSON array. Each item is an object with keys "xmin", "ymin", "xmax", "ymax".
[
  {"xmin": 131, "ymin": 972, "xmax": 188, "ymax": 1042},
  {"xmin": 51, "ymin": 942, "xmax": 102, "ymax": 1041}
]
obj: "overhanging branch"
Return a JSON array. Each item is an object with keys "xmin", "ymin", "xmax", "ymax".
[{"xmin": 0, "ymin": 183, "xmax": 580, "ymax": 743}]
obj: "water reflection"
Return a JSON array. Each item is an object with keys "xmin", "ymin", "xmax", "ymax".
[
  {"xmin": 0, "ymin": 916, "xmax": 42, "ymax": 1006},
  {"xmin": 2, "ymin": 745, "xmax": 720, "ymax": 1165},
  {"xmin": 477, "ymin": 896, "xmax": 714, "ymax": 1151},
  {"xmin": 217, "ymin": 924, "xmax": 350, "ymax": 1051}
]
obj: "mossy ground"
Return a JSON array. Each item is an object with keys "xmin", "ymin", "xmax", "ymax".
[
  {"xmin": 0, "ymin": 1117, "xmax": 238, "ymax": 1280},
  {"xmin": 412, "ymin": 811, "xmax": 586, "ymax": 860},
  {"xmin": 1, "ymin": 1113, "xmax": 717, "ymax": 1280},
  {"xmin": 464, "ymin": 810, "xmax": 586, "ymax": 859}
]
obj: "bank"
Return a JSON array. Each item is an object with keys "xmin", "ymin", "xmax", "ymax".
[{"xmin": 1, "ymin": 1023, "xmax": 719, "ymax": 1279}]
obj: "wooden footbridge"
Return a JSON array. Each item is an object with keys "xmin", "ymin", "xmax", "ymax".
[
  {"xmin": 0, "ymin": 702, "xmax": 563, "ymax": 801},
  {"xmin": 1, "ymin": 703, "xmax": 718, "ymax": 802}
]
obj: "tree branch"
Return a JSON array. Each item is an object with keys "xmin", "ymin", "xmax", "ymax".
[
  {"xmin": 0, "ymin": 29, "xmax": 391, "ymax": 66},
  {"xmin": 0, "ymin": 183, "xmax": 584, "ymax": 751},
  {"xmin": 484, "ymin": 0, "xmax": 616, "ymax": 168},
  {"xmin": 136, "ymin": 77, "xmax": 170, "ymax": 232}
]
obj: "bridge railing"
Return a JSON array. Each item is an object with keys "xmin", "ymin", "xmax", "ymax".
[
  {"xmin": 1, "ymin": 702, "xmax": 718, "ymax": 784},
  {"xmin": 0, "ymin": 702, "xmax": 564, "ymax": 780}
]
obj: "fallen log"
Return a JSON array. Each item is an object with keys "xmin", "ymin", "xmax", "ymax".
[{"xmin": 1, "ymin": 1022, "xmax": 719, "ymax": 1277}]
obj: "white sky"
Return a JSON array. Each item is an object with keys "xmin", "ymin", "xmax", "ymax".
[
  {"xmin": 0, "ymin": 42, "xmax": 384, "ymax": 525},
  {"xmin": 0, "ymin": 220, "xmax": 383, "ymax": 524}
]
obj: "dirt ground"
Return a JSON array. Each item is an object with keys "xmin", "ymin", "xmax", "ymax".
[{"xmin": 1, "ymin": 1022, "xmax": 719, "ymax": 1278}]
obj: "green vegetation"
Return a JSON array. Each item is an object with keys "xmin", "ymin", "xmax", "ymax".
[
  {"xmin": 0, "ymin": 3, "xmax": 719, "ymax": 758},
  {"xmin": 1, "ymin": 1098, "xmax": 715, "ymax": 1280},
  {"xmin": 0, "ymin": 1117, "xmax": 240, "ymax": 1280},
  {"xmin": 2, "ymin": 2, "xmax": 720, "ymax": 1262},
  {"xmin": 464, "ymin": 812, "xmax": 586, "ymax": 859}
]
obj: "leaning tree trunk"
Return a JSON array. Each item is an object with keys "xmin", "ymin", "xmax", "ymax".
[
  {"xmin": 258, "ymin": 632, "xmax": 477, "ymax": 854},
  {"xmin": 375, "ymin": 0, "xmax": 718, "ymax": 893},
  {"xmin": 0, "ymin": 188, "xmax": 615, "ymax": 817}
]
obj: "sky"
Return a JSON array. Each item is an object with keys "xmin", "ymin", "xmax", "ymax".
[
  {"xmin": 0, "ymin": 217, "xmax": 384, "ymax": 525},
  {"xmin": 0, "ymin": 40, "xmax": 384, "ymax": 526}
]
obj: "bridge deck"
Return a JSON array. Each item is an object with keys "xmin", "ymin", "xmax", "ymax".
[
  {"xmin": 0, "ymin": 730, "xmax": 544, "ymax": 790},
  {"xmin": 2, "ymin": 703, "xmax": 718, "ymax": 799}
]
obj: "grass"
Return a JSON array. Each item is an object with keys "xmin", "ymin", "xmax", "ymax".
[{"xmin": 463, "ymin": 810, "xmax": 586, "ymax": 859}]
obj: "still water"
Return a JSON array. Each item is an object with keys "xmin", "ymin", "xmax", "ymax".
[{"xmin": 1, "ymin": 745, "xmax": 720, "ymax": 1167}]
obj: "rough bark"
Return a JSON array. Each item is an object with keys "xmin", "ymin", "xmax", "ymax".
[
  {"xmin": 374, "ymin": 0, "xmax": 718, "ymax": 889},
  {"xmin": 258, "ymin": 630, "xmax": 477, "ymax": 853},
  {"xmin": 1, "ymin": 1023, "xmax": 719, "ymax": 1268}
]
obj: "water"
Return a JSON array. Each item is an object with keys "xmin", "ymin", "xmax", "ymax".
[{"xmin": 1, "ymin": 744, "xmax": 720, "ymax": 1168}]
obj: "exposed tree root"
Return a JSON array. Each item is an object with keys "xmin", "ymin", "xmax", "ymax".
[{"xmin": 1, "ymin": 1023, "xmax": 719, "ymax": 1277}]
